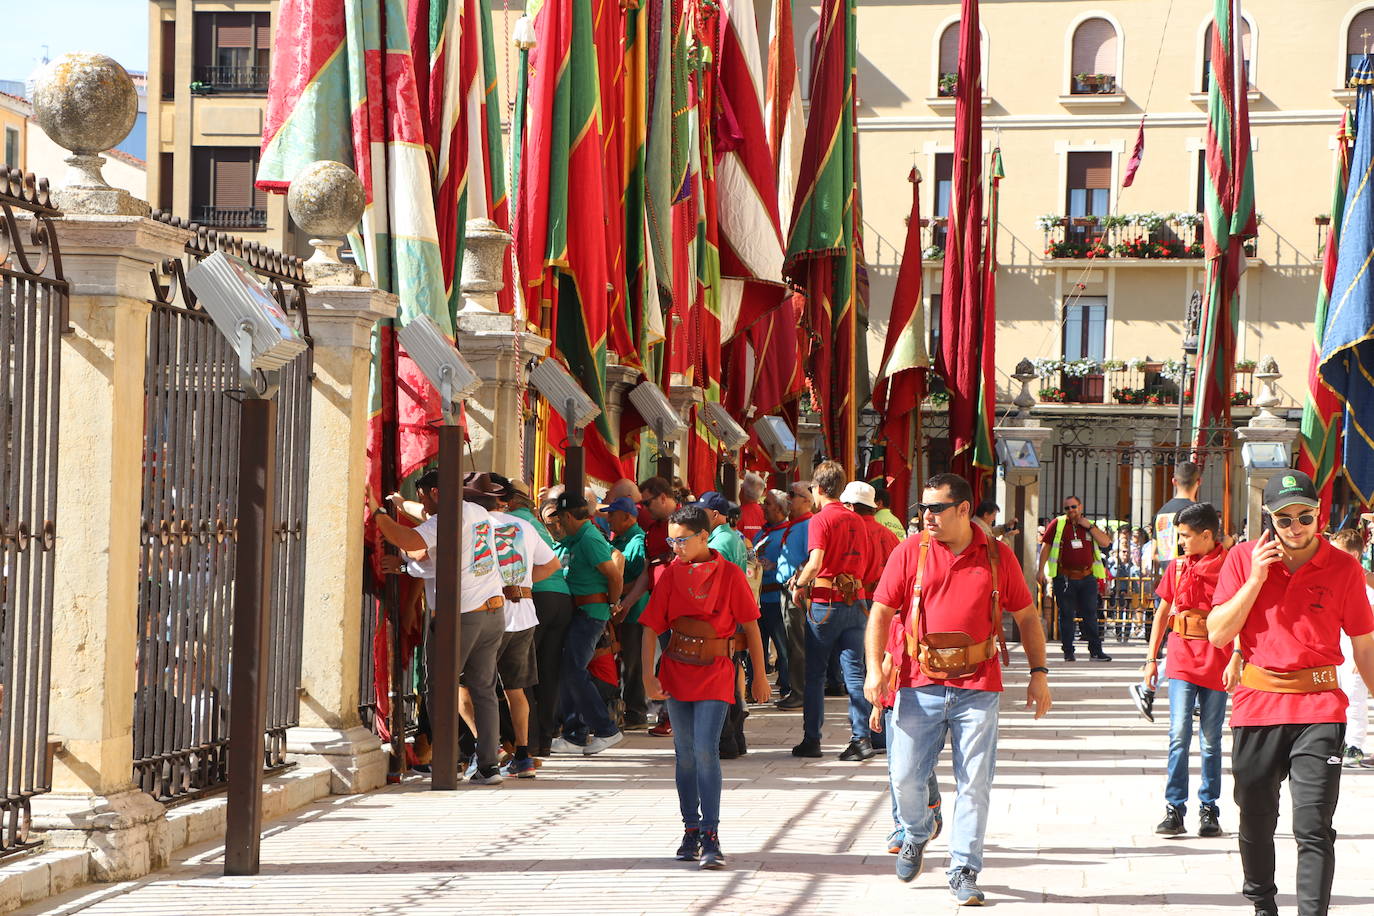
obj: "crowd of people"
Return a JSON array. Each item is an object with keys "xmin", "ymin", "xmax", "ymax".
[{"xmin": 366, "ymin": 460, "xmax": 1374, "ymax": 914}]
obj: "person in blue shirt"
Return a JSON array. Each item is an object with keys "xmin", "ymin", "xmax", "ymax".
[{"xmin": 754, "ymin": 489, "xmax": 792, "ymax": 697}]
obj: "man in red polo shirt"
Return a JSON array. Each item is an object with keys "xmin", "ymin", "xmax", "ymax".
[
  {"xmin": 1037, "ymin": 495, "xmax": 1113, "ymax": 662},
  {"xmin": 790, "ymin": 460, "xmax": 874, "ymax": 761},
  {"xmin": 842, "ymin": 479, "xmax": 900, "ymax": 603},
  {"xmin": 1209, "ymin": 470, "xmax": 1374, "ymax": 916},
  {"xmin": 863, "ymin": 472, "xmax": 1051, "ymax": 904}
]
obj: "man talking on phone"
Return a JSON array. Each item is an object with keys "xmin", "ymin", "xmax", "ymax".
[{"xmin": 1208, "ymin": 470, "xmax": 1374, "ymax": 916}]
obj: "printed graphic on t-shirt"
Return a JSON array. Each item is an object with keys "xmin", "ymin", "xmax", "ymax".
[
  {"xmin": 494, "ymin": 523, "xmax": 528, "ymax": 586},
  {"xmin": 470, "ymin": 521, "xmax": 496, "ymax": 575}
]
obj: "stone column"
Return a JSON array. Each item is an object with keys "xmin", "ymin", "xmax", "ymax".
[
  {"xmin": 604, "ymin": 358, "xmax": 642, "ymax": 445},
  {"xmin": 667, "ymin": 383, "xmax": 704, "ymax": 482},
  {"xmin": 1235, "ymin": 357, "xmax": 1299, "ymax": 540},
  {"xmin": 32, "ymin": 215, "xmax": 191, "ymax": 880},
  {"xmin": 994, "ymin": 422, "xmax": 1053, "ymax": 598},
  {"xmin": 796, "ymin": 415, "xmax": 823, "ymax": 480},
  {"xmin": 1130, "ymin": 426, "xmax": 1158, "ymax": 522},
  {"xmin": 284, "ymin": 286, "xmax": 397, "ymax": 795}
]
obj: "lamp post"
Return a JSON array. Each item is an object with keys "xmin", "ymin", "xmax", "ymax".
[{"xmin": 1176, "ymin": 290, "xmax": 1202, "ymax": 459}]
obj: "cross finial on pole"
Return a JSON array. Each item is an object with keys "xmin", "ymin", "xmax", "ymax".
[{"xmin": 1362, "ymin": 26, "xmax": 1371, "ymax": 54}]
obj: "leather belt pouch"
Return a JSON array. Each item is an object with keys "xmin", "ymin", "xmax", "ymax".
[
  {"xmin": 665, "ymin": 616, "xmax": 733, "ymax": 666},
  {"xmin": 1240, "ymin": 663, "xmax": 1340, "ymax": 694},
  {"xmin": 917, "ymin": 632, "xmax": 996, "ymax": 680},
  {"xmin": 1171, "ymin": 609, "xmax": 1210, "ymax": 640}
]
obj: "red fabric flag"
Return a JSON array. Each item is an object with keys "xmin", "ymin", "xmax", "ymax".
[{"xmin": 1122, "ymin": 116, "xmax": 1146, "ymax": 188}]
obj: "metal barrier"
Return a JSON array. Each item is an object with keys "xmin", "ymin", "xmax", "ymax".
[
  {"xmin": 0, "ymin": 168, "xmax": 67, "ymax": 857},
  {"xmin": 1040, "ymin": 574, "xmax": 1159, "ymax": 646},
  {"xmin": 134, "ymin": 214, "xmax": 311, "ymax": 802}
]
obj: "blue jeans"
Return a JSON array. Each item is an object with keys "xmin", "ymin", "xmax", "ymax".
[
  {"xmin": 803, "ymin": 600, "xmax": 871, "ymax": 742},
  {"xmin": 885, "ymin": 707, "xmax": 942, "ymax": 829},
  {"xmin": 1166, "ymin": 677, "xmax": 1228, "ymax": 813},
  {"xmin": 759, "ymin": 599, "xmax": 789, "ymax": 689},
  {"xmin": 1052, "ymin": 575, "xmax": 1105, "ymax": 657},
  {"xmin": 665, "ymin": 697, "xmax": 730, "ymax": 831},
  {"xmin": 888, "ymin": 685, "xmax": 1000, "ymax": 876},
  {"xmin": 558, "ymin": 611, "xmax": 618, "ymax": 738}
]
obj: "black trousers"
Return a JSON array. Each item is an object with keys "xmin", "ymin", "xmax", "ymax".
[
  {"xmin": 529, "ymin": 590, "xmax": 575, "ymax": 752},
  {"xmin": 1232, "ymin": 722, "xmax": 1344, "ymax": 916},
  {"xmin": 618, "ymin": 619, "xmax": 648, "ymax": 724}
]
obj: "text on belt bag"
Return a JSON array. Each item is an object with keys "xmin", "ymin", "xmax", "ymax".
[{"xmin": 904, "ymin": 531, "xmax": 1009, "ymax": 679}]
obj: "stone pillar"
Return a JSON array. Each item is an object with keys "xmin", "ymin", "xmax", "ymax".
[
  {"xmin": 284, "ymin": 286, "xmax": 398, "ymax": 795},
  {"xmin": 604, "ymin": 358, "xmax": 642, "ymax": 444},
  {"xmin": 1236, "ymin": 357, "xmax": 1299, "ymax": 540},
  {"xmin": 32, "ymin": 215, "xmax": 190, "ymax": 879},
  {"xmin": 667, "ymin": 383, "xmax": 704, "ymax": 482},
  {"xmin": 1130, "ymin": 426, "xmax": 1158, "ymax": 521},
  {"xmin": 796, "ymin": 415, "xmax": 823, "ymax": 480},
  {"xmin": 994, "ymin": 422, "xmax": 1053, "ymax": 597}
]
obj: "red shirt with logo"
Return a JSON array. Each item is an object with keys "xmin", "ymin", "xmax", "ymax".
[
  {"xmin": 1154, "ymin": 545, "xmax": 1231, "ymax": 692},
  {"xmin": 807, "ymin": 501, "xmax": 871, "ymax": 595},
  {"xmin": 873, "ymin": 524, "xmax": 1033, "ymax": 693},
  {"xmin": 1039, "ymin": 515, "xmax": 1099, "ymax": 571},
  {"xmin": 1213, "ymin": 537, "xmax": 1374, "ymax": 726},
  {"xmin": 639, "ymin": 550, "xmax": 760, "ymax": 703},
  {"xmin": 737, "ymin": 502, "xmax": 765, "ymax": 544}
]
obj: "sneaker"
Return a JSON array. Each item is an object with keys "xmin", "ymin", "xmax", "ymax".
[
  {"xmin": 931, "ymin": 802, "xmax": 944, "ymax": 841},
  {"xmin": 699, "ymin": 830, "xmax": 726, "ymax": 869},
  {"xmin": 1343, "ymin": 745, "xmax": 1365, "ymax": 768},
  {"xmin": 1090, "ymin": 652, "xmax": 1113, "ymax": 662},
  {"xmin": 886, "ymin": 826, "xmax": 905, "ymax": 854},
  {"xmin": 1129, "ymin": 683, "xmax": 1156, "ymax": 723},
  {"xmin": 1155, "ymin": 804, "xmax": 1185, "ymax": 836},
  {"xmin": 1062, "ymin": 651, "xmax": 1076, "ymax": 662},
  {"xmin": 675, "ymin": 828, "xmax": 701, "ymax": 861},
  {"xmin": 1198, "ymin": 805, "xmax": 1222, "ymax": 838},
  {"xmin": 648, "ymin": 718, "xmax": 673, "ymax": 738},
  {"xmin": 949, "ymin": 866, "xmax": 986, "ymax": 906},
  {"xmin": 792, "ymin": 737, "xmax": 823, "ymax": 758},
  {"xmin": 838, "ymin": 738, "xmax": 876, "ymax": 761},
  {"xmin": 500, "ymin": 756, "xmax": 538, "ymax": 778},
  {"xmin": 895, "ymin": 837, "xmax": 928, "ymax": 882},
  {"xmin": 775, "ymin": 693, "xmax": 805, "ymax": 710},
  {"xmin": 469, "ymin": 765, "xmax": 503, "ymax": 786},
  {"xmin": 549, "ymin": 736, "xmax": 585, "ymax": 754},
  {"xmin": 583, "ymin": 731, "xmax": 625, "ymax": 755},
  {"xmin": 622, "ymin": 716, "xmax": 651, "ymax": 731},
  {"xmin": 464, "ymin": 754, "xmax": 479, "ymax": 780},
  {"xmin": 1361, "ymin": 752, "xmax": 1374, "ymax": 768}
]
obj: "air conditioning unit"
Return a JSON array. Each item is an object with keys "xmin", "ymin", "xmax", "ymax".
[
  {"xmin": 755, "ymin": 415, "xmax": 797, "ymax": 465},
  {"xmin": 629, "ymin": 381, "xmax": 688, "ymax": 438},
  {"xmin": 529, "ymin": 358, "xmax": 600, "ymax": 429},
  {"xmin": 700, "ymin": 401, "xmax": 750, "ymax": 451}
]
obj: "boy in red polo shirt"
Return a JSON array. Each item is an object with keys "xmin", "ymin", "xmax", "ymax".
[
  {"xmin": 1209, "ymin": 471, "xmax": 1374, "ymax": 916},
  {"xmin": 1138, "ymin": 502, "xmax": 1240, "ymax": 838}
]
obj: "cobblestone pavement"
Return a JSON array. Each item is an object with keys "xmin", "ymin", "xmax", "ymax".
[{"xmin": 23, "ymin": 645, "xmax": 1374, "ymax": 915}]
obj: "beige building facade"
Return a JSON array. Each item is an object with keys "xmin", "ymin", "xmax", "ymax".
[{"xmin": 830, "ymin": 0, "xmax": 1373, "ymax": 408}]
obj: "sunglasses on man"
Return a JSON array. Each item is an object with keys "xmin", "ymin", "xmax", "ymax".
[{"xmin": 1269, "ymin": 512, "xmax": 1316, "ymax": 529}]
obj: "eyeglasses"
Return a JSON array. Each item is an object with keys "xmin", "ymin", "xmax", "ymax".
[
  {"xmin": 1271, "ymin": 513, "xmax": 1316, "ymax": 529},
  {"xmin": 665, "ymin": 532, "xmax": 705, "ymax": 548},
  {"xmin": 917, "ymin": 501, "xmax": 959, "ymax": 515},
  {"xmin": 1063, "ymin": 503, "xmax": 1080, "ymax": 511}
]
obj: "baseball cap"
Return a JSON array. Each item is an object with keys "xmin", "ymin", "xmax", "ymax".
[
  {"xmin": 839, "ymin": 480, "xmax": 878, "ymax": 509},
  {"xmin": 1262, "ymin": 470, "xmax": 1320, "ymax": 513},
  {"xmin": 554, "ymin": 491, "xmax": 588, "ymax": 513},
  {"xmin": 695, "ymin": 491, "xmax": 735, "ymax": 514},
  {"xmin": 598, "ymin": 496, "xmax": 638, "ymax": 515}
]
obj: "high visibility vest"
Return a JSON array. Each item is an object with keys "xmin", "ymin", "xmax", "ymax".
[{"xmin": 1045, "ymin": 515, "xmax": 1107, "ymax": 580}]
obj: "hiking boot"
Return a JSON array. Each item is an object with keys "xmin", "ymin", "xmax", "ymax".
[
  {"xmin": 699, "ymin": 830, "xmax": 726, "ymax": 869},
  {"xmin": 931, "ymin": 802, "xmax": 944, "ymax": 841},
  {"xmin": 792, "ymin": 737, "xmax": 823, "ymax": 758},
  {"xmin": 775, "ymin": 693, "xmax": 804, "ymax": 710},
  {"xmin": 583, "ymin": 731, "xmax": 624, "ymax": 755},
  {"xmin": 895, "ymin": 837, "xmax": 928, "ymax": 882},
  {"xmin": 949, "ymin": 866, "xmax": 986, "ymax": 906},
  {"xmin": 1344, "ymin": 745, "xmax": 1365, "ymax": 767},
  {"xmin": 838, "ymin": 737, "xmax": 876, "ymax": 761},
  {"xmin": 1198, "ymin": 805, "xmax": 1222, "ymax": 838},
  {"xmin": 675, "ymin": 828, "xmax": 701, "ymax": 861},
  {"xmin": 1129, "ymin": 683, "xmax": 1156, "ymax": 723},
  {"xmin": 1155, "ymin": 804, "xmax": 1185, "ymax": 836},
  {"xmin": 886, "ymin": 826, "xmax": 904, "ymax": 854}
]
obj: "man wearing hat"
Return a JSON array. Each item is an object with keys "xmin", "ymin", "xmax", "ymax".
[
  {"xmin": 602, "ymin": 496, "xmax": 652, "ymax": 730},
  {"xmin": 551, "ymin": 491, "xmax": 626, "ymax": 755},
  {"xmin": 1209, "ymin": 469, "xmax": 1374, "ymax": 916},
  {"xmin": 697, "ymin": 491, "xmax": 749, "ymax": 572},
  {"xmin": 843, "ymin": 480, "xmax": 901, "ymax": 606}
]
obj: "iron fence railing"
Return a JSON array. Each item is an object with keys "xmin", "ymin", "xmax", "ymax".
[
  {"xmin": 193, "ymin": 66, "xmax": 270, "ymax": 93},
  {"xmin": 134, "ymin": 213, "xmax": 310, "ymax": 802},
  {"xmin": 194, "ymin": 207, "xmax": 267, "ymax": 230},
  {"xmin": 0, "ymin": 167, "xmax": 67, "ymax": 857}
]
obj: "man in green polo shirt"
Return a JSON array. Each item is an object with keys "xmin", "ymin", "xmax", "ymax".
[
  {"xmin": 602, "ymin": 496, "xmax": 650, "ymax": 730},
  {"xmin": 698, "ymin": 491, "xmax": 748, "ymax": 571},
  {"xmin": 551, "ymin": 491, "xmax": 625, "ymax": 755}
]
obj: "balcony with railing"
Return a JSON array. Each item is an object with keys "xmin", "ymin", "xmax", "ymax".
[
  {"xmin": 1038, "ymin": 211, "xmax": 1246, "ymax": 262},
  {"xmin": 1030, "ymin": 357, "xmax": 1257, "ymax": 406},
  {"xmin": 191, "ymin": 65, "xmax": 270, "ymax": 94},
  {"xmin": 195, "ymin": 205, "xmax": 267, "ymax": 229}
]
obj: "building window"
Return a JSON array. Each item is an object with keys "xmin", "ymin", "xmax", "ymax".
[
  {"xmin": 1070, "ymin": 18, "xmax": 1119, "ymax": 94},
  {"xmin": 1202, "ymin": 16, "xmax": 1252, "ymax": 91},
  {"xmin": 192, "ymin": 147, "xmax": 268, "ymax": 229},
  {"xmin": 937, "ymin": 23, "xmax": 961, "ymax": 96},
  {"xmin": 1063, "ymin": 296, "xmax": 1107, "ymax": 363},
  {"xmin": 1195, "ymin": 150, "xmax": 1207, "ymax": 215},
  {"xmin": 3, "ymin": 127, "xmax": 19, "ymax": 169},
  {"xmin": 932, "ymin": 152, "xmax": 952, "ymax": 250},
  {"xmin": 193, "ymin": 12, "xmax": 271, "ymax": 93},
  {"xmin": 928, "ymin": 293, "xmax": 942, "ymax": 363},
  {"xmin": 160, "ymin": 20, "xmax": 176, "ymax": 100},
  {"xmin": 159, "ymin": 152, "xmax": 174, "ymax": 213},
  {"xmin": 1066, "ymin": 151, "xmax": 1111, "ymax": 242},
  {"xmin": 1347, "ymin": 9, "xmax": 1374, "ymax": 85}
]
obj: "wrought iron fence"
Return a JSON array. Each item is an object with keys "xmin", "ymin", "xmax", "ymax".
[
  {"xmin": 193, "ymin": 66, "xmax": 270, "ymax": 93},
  {"xmin": 0, "ymin": 168, "xmax": 66, "ymax": 857},
  {"xmin": 134, "ymin": 213, "xmax": 311, "ymax": 802},
  {"xmin": 194, "ymin": 207, "xmax": 267, "ymax": 230}
]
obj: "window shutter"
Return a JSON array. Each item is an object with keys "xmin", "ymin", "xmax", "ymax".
[
  {"xmin": 1067, "ymin": 152, "xmax": 1111, "ymax": 190},
  {"xmin": 213, "ymin": 150, "xmax": 253, "ymax": 208},
  {"xmin": 939, "ymin": 23, "xmax": 959, "ymax": 75},
  {"xmin": 255, "ymin": 13, "xmax": 272, "ymax": 50},
  {"xmin": 1072, "ymin": 18, "xmax": 1117, "ymax": 76},
  {"xmin": 1350, "ymin": 11, "xmax": 1374, "ymax": 58},
  {"xmin": 194, "ymin": 13, "xmax": 214, "ymax": 69},
  {"xmin": 934, "ymin": 153, "xmax": 953, "ymax": 183},
  {"xmin": 216, "ymin": 13, "xmax": 253, "ymax": 49}
]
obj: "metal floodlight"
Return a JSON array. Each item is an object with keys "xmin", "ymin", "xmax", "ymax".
[
  {"xmin": 996, "ymin": 437, "xmax": 1040, "ymax": 470},
  {"xmin": 700, "ymin": 401, "xmax": 750, "ymax": 451},
  {"xmin": 397, "ymin": 315, "xmax": 480, "ymax": 416},
  {"xmin": 185, "ymin": 250, "xmax": 308, "ymax": 382},
  {"xmin": 529, "ymin": 357, "xmax": 600, "ymax": 429},
  {"xmin": 1242, "ymin": 441, "xmax": 1290, "ymax": 470},
  {"xmin": 629, "ymin": 381, "xmax": 688, "ymax": 438},
  {"xmin": 755, "ymin": 415, "xmax": 798, "ymax": 465}
]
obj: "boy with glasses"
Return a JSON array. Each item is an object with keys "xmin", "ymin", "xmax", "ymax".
[
  {"xmin": 1037, "ymin": 496, "xmax": 1113, "ymax": 662},
  {"xmin": 1209, "ymin": 470, "xmax": 1374, "ymax": 916}
]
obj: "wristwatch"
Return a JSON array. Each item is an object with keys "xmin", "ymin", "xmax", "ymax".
[{"xmin": 1029, "ymin": 666, "xmax": 1050, "ymax": 675}]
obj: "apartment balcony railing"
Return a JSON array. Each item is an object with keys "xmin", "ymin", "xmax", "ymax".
[
  {"xmin": 195, "ymin": 205, "xmax": 267, "ymax": 229},
  {"xmin": 1039, "ymin": 212, "xmax": 1259, "ymax": 261},
  {"xmin": 1071, "ymin": 73, "xmax": 1118, "ymax": 94},
  {"xmin": 191, "ymin": 65, "xmax": 270, "ymax": 94},
  {"xmin": 1033, "ymin": 358, "xmax": 1257, "ymax": 406}
]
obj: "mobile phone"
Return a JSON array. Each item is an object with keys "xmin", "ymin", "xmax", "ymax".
[{"xmin": 1260, "ymin": 511, "xmax": 1275, "ymax": 540}]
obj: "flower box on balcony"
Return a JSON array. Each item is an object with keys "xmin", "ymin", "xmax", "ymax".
[
  {"xmin": 1073, "ymin": 73, "xmax": 1116, "ymax": 94},
  {"xmin": 1039, "ymin": 387, "xmax": 1068, "ymax": 403},
  {"xmin": 1064, "ymin": 373, "xmax": 1105, "ymax": 403}
]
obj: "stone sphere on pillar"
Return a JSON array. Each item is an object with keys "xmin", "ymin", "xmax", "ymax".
[
  {"xmin": 288, "ymin": 160, "xmax": 367, "ymax": 285},
  {"xmin": 30, "ymin": 52, "xmax": 138, "ymax": 156}
]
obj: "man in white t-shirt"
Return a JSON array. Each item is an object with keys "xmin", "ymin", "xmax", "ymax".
[
  {"xmin": 372, "ymin": 471, "xmax": 508, "ymax": 784},
  {"xmin": 489, "ymin": 475, "xmax": 562, "ymax": 777}
]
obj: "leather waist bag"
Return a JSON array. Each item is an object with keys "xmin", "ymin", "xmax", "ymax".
[
  {"xmin": 1240, "ymin": 663, "xmax": 1340, "ymax": 694},
  {"xmin": 1170, "ymin": 608, "xmax": 1210, "ymax": 640},
  {"xmin": 665, "ymin": 616, "xmax": 742, "ymax": 666},
  {"xmin": 917, "ymin": 632, "xmax": 998, "ymax": 680},
  {"xmin": 813, "ymin": 573, "xmax": 864, "ymax": 604}
]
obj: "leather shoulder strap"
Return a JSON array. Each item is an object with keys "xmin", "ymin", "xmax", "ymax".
[
  {"xmin": 987, "ymin": 536, "xmax": 1008, "ymax": 665},
  {"xmin": 905, "ymin": 531, "xmax": 933, "ymax": 654}
]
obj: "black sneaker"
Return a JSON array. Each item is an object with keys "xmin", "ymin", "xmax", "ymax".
[
  {"xmin": 1198, "ymin": 805, "xmax": 1222, "ymax": 838},
  {"xmin": 774, "ymin": 693, "xmax": 804, "ymax": 710},
  {"xmin": 1062, "ymin": 651, "xmax": 1076, "ymax": 662},
  {"xmin": 675, "ymin": 828, "xmax": 701, "ymax": 861},
  {"xmin": 699, "ymin": 830, "xmax": 726, "ymax": 869},
  {"xmin": 838, "ymin": 738, "xmax": 876, "ymax": 761},
  {"xmin": 792, "ymin": 737, "xmax": 823, "ymax": 758},
  {"xmin": 1129, "ymin": 683, "xmax": 1156, "ymax": 723},
  {"xmin": 949, "ymin": 866, "xmax": 986, "ymax": 906},
  {"xmin": 1155, "ymin": 804, "xmax": 1185, "ymax": 836},
  {"xmin": 1090, "ymin": 652, "xmax": 1113, "ymax": 662}
]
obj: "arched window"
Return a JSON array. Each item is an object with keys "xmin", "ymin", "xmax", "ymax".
[
  {"xmin": 1347, "ymin": 9, "xmax": 1374, "ymax": 85},
  {"xmin": 937, "ymin": 22, "xmax": 960, "ymax": 96},
  {"xmin": 800, "ymin": 22, "xmax": 821, "ymax": 101},
  {"xmin": 1071, "ymin": 17, "xmax": 1119, "ymax": 94},
  {"xmin": 1202, "ymin": 16, "xmax": 1253, "ymax": 91}
]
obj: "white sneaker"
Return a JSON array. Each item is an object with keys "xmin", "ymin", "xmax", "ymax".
[
  {"xmin": 550, "ymin": 736, "xmax": 584, "ymax": 754},
  {"xmin": 583, "ymin": 731, "xmax": 625, "ymax": 755}
]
